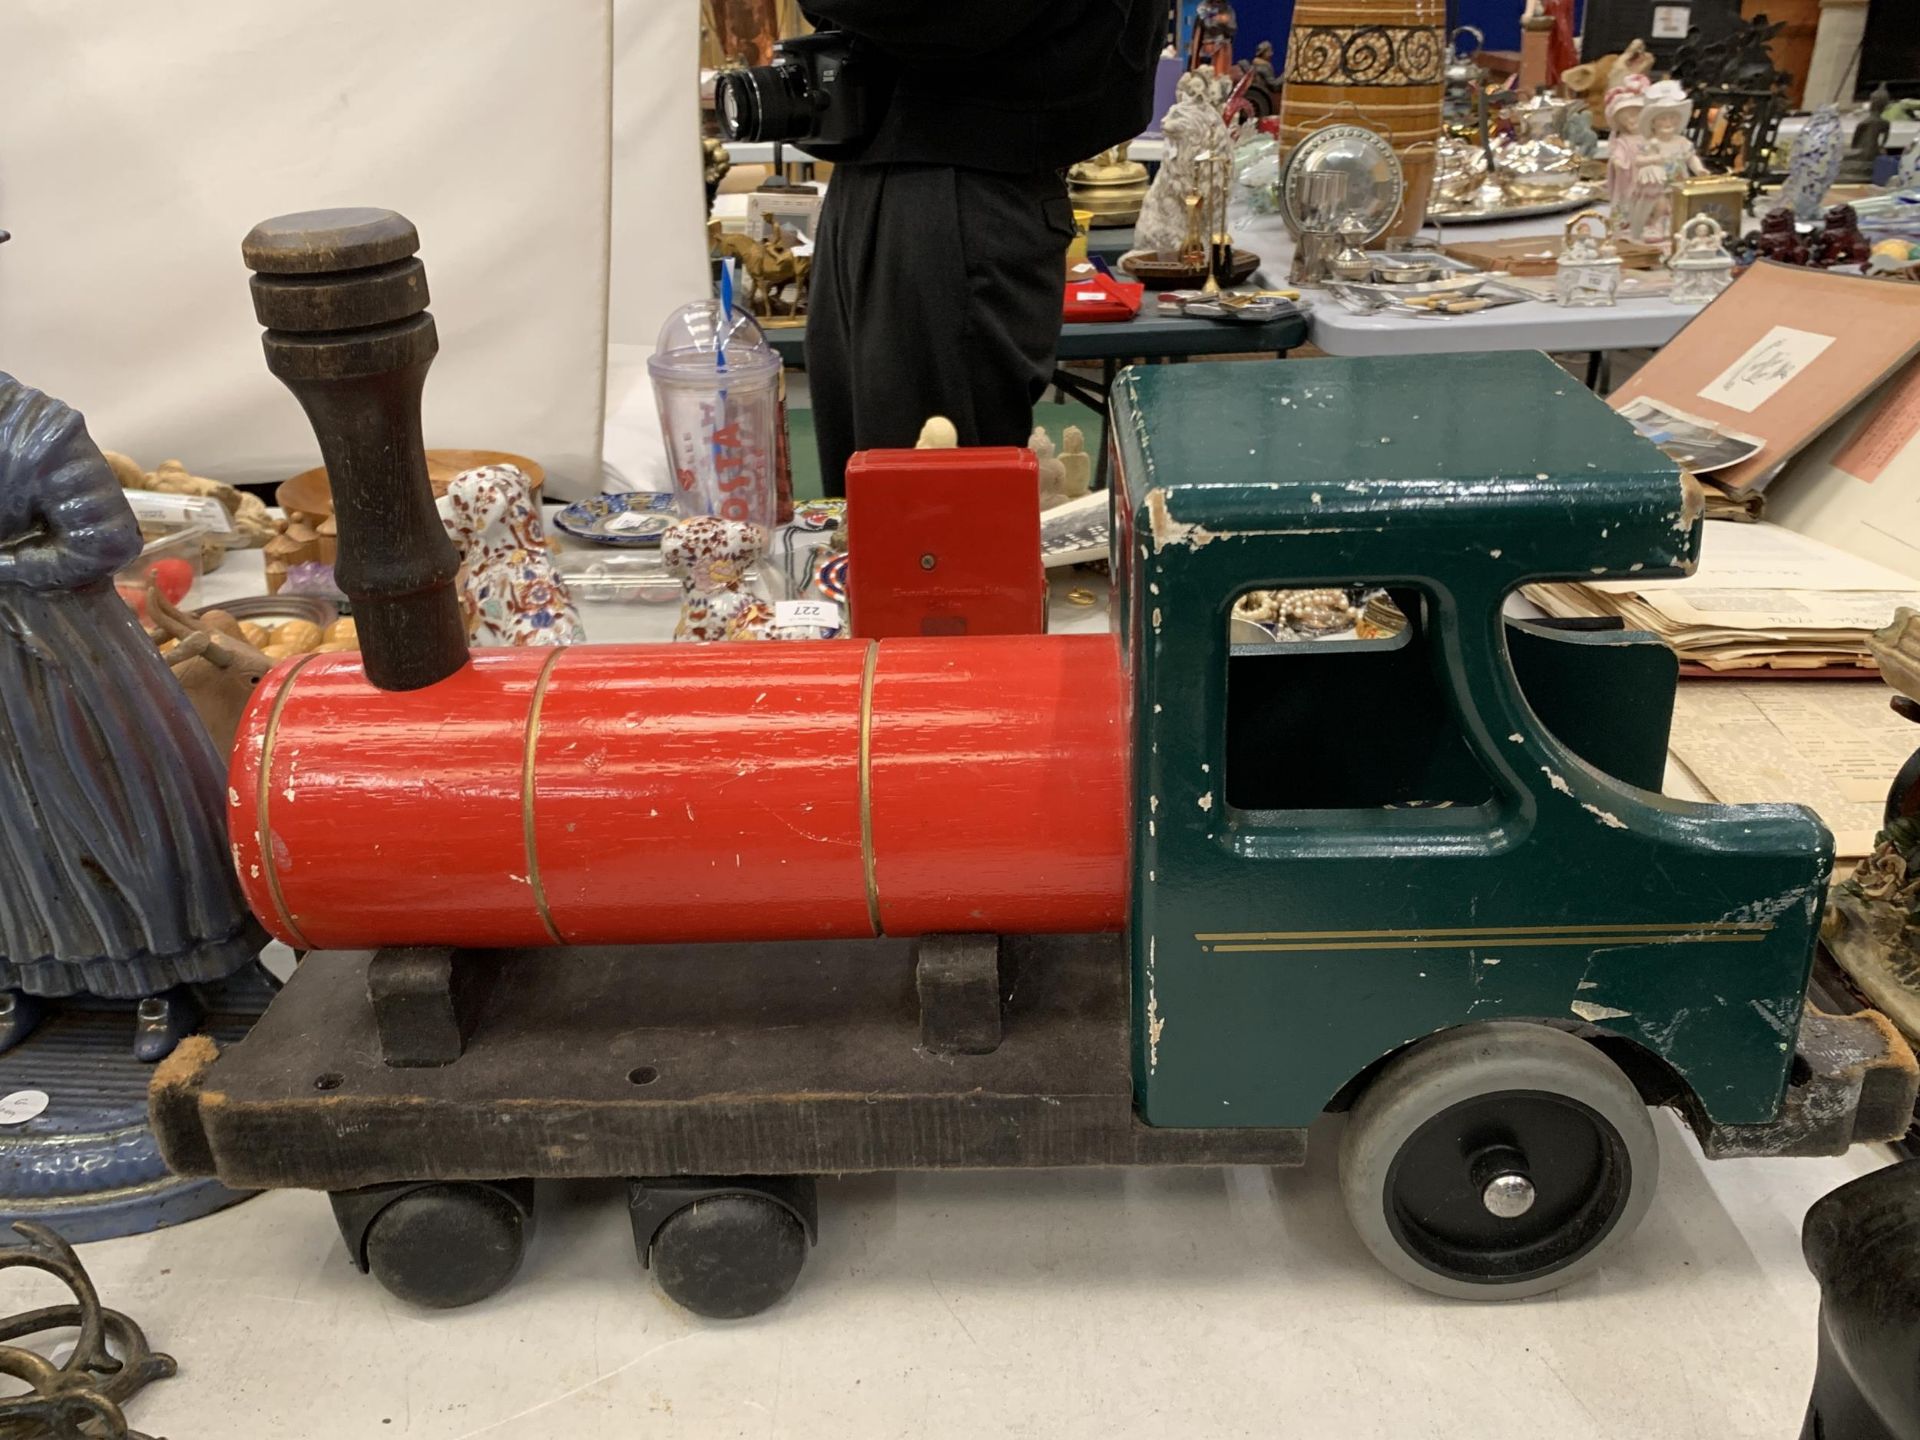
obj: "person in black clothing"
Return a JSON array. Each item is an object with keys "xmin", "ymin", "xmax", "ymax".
[{"xmin": 800, "ymin": 1, "xmax": 1170, "ymax": 497}]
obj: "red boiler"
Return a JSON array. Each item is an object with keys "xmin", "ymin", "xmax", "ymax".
[{"xmin": 230, "ymin": 633, "xmax": 1130, "ymax": 951}]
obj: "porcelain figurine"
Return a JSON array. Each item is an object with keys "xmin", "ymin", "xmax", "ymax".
[
  {"xmin": 1604, "ymin": 82, "xmax": 1649, "ymax": 225},
  {"xmin": 1563, "ymin": 102, "xmax": 1599, "ymax": 158},
  {"xmin": 1031, "ymin": 426, "xmax": 1070, "ymax": 511},
  {"xmin": 915, "ymin": 415, "xmax": 958, "ymax": 449},
  {"xmin": 1669, "ymin": 215, "xmax": 1734, "ymax": 303},
  {"xmin": 1623, "ymin": 81, "xmax": 1708, "ymax": 244},
  {"xmin": 1133, "ymin": 72, "xmax": 1233, "ymax": 257},
  {"xmin": 1897, "ymin": 136, "xmax": 1920, "ymax": 192},
  {"xmin": 662, "ymin": 514, "xmax": 768, "ymax": 642},
  {"xmin": 1555, "ymin": 209, "xmax": 1621, "ymax": 307},
  {"xmin": 1561, "ymin": 41, "xmax": 1650, "ymax": 131},
  {"xmin": 1058, "ymin": 426, "xmax": 1092, "ymax": 501},
  {"xmin": 0, "ymin": 374, "xmax": 263, "ymax": 1060},
  {"xmin": 1189, "ymin": 0, "xmax": 1236, "ymax": 76},
  {"xmin": 1753, "ymin": 206, "xmax": 1811, "ymax": 265},
  {"xmin": 1780, "ymin": 104, "xmax": 1846, "ymax": 222},
  {"xmin": 1809, "ymin": 202, "xmax": 1871, "ymax": 270},
  {"xmin": 436, "ymin": 463, "xmax": 584, "ymax": 647}
]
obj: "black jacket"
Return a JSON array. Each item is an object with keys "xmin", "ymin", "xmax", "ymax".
[{"xmin": 801, "ymin": 0, "xmax": 1169, "ymax": 173}]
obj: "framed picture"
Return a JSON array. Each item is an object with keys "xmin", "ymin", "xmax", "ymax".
[
  {"xmin": 1650, "ymin": 4, "xmax": 1691, "ymax": 39},
  {"xmin": 745, "ymin": 191, "xmax": 823, "ymax": 254},
  {"xmin": 1672, "ymin": 175, "xmax": 1749, "ymax": 239}
]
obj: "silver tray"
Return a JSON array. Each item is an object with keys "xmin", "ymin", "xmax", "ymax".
[
  {"xmin": 1368, "ymin": 250, "xmax": 1482, "ymax": 282},
  {"xmin": 1325, "ymin": 275, "xmax": 1536, "ymax": 316},
  {"xmin": 1426, "ymin": 184, "xmax": 1605, "ymax": 225},
  {"xmin": 1280, "ymin": 123, "xmax": 1405, "ymax": 244}
]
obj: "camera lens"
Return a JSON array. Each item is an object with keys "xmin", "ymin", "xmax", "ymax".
[
  {"xmin": 716, "ymin": 61, "xmax": 814, "ymax": 144},
  {"xmin": 716, "ymin": 71, "xmax": 758, "ymax": 142}
]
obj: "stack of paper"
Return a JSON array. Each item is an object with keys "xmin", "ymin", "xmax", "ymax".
[
  {"xmin": 1041, "ymin": 490, "xmax": 1110, "ymax": 569},
  {"xmin": 1666, "ymin": 681, "xmax": 1918, "ymax": 857},
  {"xmin": 1609, "ymin": 264, "xmax": 1920, "ymax": 494},
  {"xmin": 1525, "ymin": 520, "xmax": 1920, "ymax": 670}
]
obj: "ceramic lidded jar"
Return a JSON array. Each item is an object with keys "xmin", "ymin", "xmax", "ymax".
[
  {"xmin": 1555, "ymin": 209, "xmax": 1621, "ymax": 307},
  {"xmin": 1669, "ymin": 214, "xmax": 1733, "ymax": 304}
]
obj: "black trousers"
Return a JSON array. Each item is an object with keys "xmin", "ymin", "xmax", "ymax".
[{"xmin": 806, "ymin": 163, "xmax": 1077, "ymax": 497}]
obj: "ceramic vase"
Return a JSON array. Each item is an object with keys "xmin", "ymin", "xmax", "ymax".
[
  {"xmin": 1780, "ymin": 105, "xmax": 1845, "ymax": 222},
  {"xmin": 1278, "ymin": 0, "xmax": 1446, "ymax": 238}
]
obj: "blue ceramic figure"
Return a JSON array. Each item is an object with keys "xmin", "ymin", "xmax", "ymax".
[
  {"xmin": 1562, "ymin": 101, "xmax": 1599, "ymax": 159},
  {"xmin": 1780, "ymin": 105, "xmax": 1846, "ymax": 222},
  {"xmin": 0, "ymin": 375, "xmax": 262, "ymax": 1060},
  {"xmin": 1896, "ymin": 135, "xmax": 1920, "ymax": 192}
]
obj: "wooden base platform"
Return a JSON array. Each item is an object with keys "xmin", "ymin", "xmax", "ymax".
[{"xmin": 153, "ymin": 936, "xmax": 1308, "ymax": 1191}]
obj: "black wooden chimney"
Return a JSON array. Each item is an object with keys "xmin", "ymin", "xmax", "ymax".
[{"xmin": 243, "ymin": 208, "xmax": 468, "ymax": 691}]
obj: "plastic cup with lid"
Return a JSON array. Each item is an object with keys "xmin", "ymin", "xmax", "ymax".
[{"xmin": 647, "ymin": 299, "xmax": 781, "ymax": 534}]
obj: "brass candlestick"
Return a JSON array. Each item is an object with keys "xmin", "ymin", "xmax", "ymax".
[
  {"xmin": 1208, "ymin": 152, "xmax": 1234, "ymax": 290},
  {"xmin": 1181, "ymin": 192, "xmax": 1206, "ymax": 266}
]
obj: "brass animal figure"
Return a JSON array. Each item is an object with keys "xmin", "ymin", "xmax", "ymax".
[{"xmin": 715, "ymin": 229, "xmax": 811, "ymax": 318}]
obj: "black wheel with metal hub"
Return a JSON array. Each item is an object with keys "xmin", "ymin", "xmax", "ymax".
[
  {"xmin": 632, "ymin": 1176, "xmax": 816, "ymax": 1320},
  {"xmin": 354, "ymin": 1182, "xmax": 530, "ymax": 1309},
  {"xmin": 1340, "ymin": 1022, "xmax": 1659, "ymax": 1299}
]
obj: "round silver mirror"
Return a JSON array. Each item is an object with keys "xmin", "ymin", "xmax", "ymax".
[{"xmin": 1279, "ymin": 124, "xmax": 1405, "ymax": 242}]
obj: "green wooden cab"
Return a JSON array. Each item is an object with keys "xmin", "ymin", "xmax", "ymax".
[{"xmin": 1109, "ymin": 352, "xmax": 1831, "ymax": 1135}]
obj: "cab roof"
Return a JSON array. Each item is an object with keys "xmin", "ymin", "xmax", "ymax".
[{"xmin": 1111, "ymin": 352, "xmax": 1698, "ymax": 582}]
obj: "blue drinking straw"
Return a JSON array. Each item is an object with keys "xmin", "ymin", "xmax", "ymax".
[{"xmin": 711, "ymin": 260, "xmax": 733, "ymax": 509}]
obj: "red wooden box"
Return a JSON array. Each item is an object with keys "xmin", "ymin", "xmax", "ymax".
[{"xmin": 844, "ymin": 447, "xmax": 1046, "ymax": 639}]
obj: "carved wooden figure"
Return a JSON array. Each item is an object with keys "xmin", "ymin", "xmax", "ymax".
[
  {"xmin": 1754, "ymin": 207, "xmax": 1811, "ymax": 266},
  {"xmin": 0, "ymin": 375, "xmax": 262, "ymax": 1059},
  {"xmin": 1809, "ymin": 203, "xmax": 1871, "ymax": 270}
]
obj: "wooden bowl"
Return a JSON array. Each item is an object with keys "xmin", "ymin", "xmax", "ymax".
[
  {"xmin": 1120, "ymin": 249, "xmax": 1262, "ymax": 290},
  {"xmin": 276, "ymin": 449, "xmax": 545, "ymax": 520}
]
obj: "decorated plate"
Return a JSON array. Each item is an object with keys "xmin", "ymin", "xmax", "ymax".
[
  {"xmin": 792, "ymin": 498, "xmax": 847, "ymax": 532},
  {"xmin": 552, "ymin": 492, "xmax": 681, "ymax": 548},
  {"xmin": 814, "ymin": 551, "xmax": 849, "ymax": 602}
]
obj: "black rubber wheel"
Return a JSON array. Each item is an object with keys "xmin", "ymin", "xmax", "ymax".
[
  {"xmin": 649, "ymin": 1193, "xmax": 808, "ymax": 1319},
  {"xmin": 1340, "ymin": 1022, "xmax": 1658, "ymax": 1299},
  {"xmin": 362, "ymin": 1183, "xmax": 527, "ymax": 1309}
]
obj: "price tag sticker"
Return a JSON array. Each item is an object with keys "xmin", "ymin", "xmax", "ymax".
[
  {"xmin": 774, "ymin": 599, "xmax": 843, "ymax": 629},
  {"xmin": 125, "ymin": 491, "xmax": 235, "ymax": 536},
  {"xmin": 604, "ymin": 511, "xmax": 668, "ymax": 534},
  {"xmin": 0, "ymin": 1090, "xmax": 49, "ymax": 1125}
]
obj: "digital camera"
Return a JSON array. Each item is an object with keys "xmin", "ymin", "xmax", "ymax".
[{"xmin": 716, "ymin": 32, "xmax": 871, "ymax": 148}]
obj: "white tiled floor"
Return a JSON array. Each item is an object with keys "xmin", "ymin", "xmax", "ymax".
[{"xmin": 21, "ymin": 1117, "xmax": 1883, "ymax": 1439}]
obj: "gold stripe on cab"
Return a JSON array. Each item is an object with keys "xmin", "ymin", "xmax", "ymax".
[{"xmin": 1196, "ymin": 921, "xmax": 1775, "ymax": 941}]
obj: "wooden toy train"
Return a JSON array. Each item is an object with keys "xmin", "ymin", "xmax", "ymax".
[{"xmin": 152, "ymin": 209, "xmax": 1918, "ymax": 1318}]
